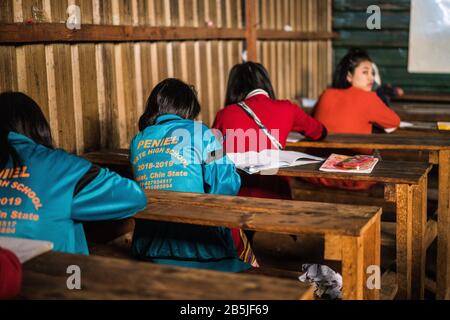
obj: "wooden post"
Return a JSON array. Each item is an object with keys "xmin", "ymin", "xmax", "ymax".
[
  {"xmin": 396, "ymin": 184, "xmax": 413, "ymax": 299},
  {"xmin": 437, "ymin": 150, "xmax": 450, "ymax": 299},
  {"xmin": 245, "ymin": 0, "xmax": 257, "ymax": 62},
  {"xmin": 395, "ymin": 178, "xmax": 427, "ymax": 300},
  {"xmin": 411, "ymin": 176, "xmax": 427, "ymax": 299},
  {"xmin": 341, "ymin": 212, "xmax": 381, "ymax": 300},
  {"xmin": 363, "ymin": 212, "xmax": 381, "ymax": 300}
]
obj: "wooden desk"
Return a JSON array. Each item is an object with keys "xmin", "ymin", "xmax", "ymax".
[
  {"xmin": 272, "ymin": 161, "xmax": 431, "ymax": 300},
  {"xmin": 287, "ymin": 133, "xmax": 450, "ymax": 299},
  {"xmin": 82, "ymin": 149, "xmax": 419, "ymax": 299},
  {"xmin": 21, "ymin": 251, "xmax": 314, "ymax": 300},
  {"xmin": 137, "ymin": 190, "xmax": 382, "ymax": 300},
  {"xmin": 390, "ymin": 102, "xmax": 450, "ymax": 122},
  {"xmin": 392, "ymin": 93, "xmax": 450, "ymax": 104}
]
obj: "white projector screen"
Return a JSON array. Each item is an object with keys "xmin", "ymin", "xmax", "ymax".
[{"xmin": 408, "ymin": 0, "xmax": 450, "ymax": 73}]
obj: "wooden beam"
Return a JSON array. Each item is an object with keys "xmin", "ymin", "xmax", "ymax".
[
  {"xmin": 0, "ymin": 23, "xmax": 246, "ymax": 43},
  {"xmin": 258, "ymin": 29, "xmax": 337, "ymax": 41},
  {"xmin": 245, "ymin": 0, "xmax": 257, "ymax": 61},
  {"xmin": 0, "ymin": 23, "xmax": 338, "ymax": 44}
]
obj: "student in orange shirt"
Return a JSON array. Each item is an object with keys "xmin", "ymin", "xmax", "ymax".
[{"xmin": 309, "ymin": 48, "xmax": 400, "ymax": 190}]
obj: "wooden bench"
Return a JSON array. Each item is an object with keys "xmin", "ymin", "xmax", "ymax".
[
  {"xmin": 136, "ymin": 190, "xmax": 382, "ymax": 300},
  {"xmin": 21, "ymin": 251, "xmax": 314, "ymax": 300},
  {"xmin": 83, "ymin": 149, "xmax": 423, "ymax": 299},
  {"xmin": 267, "ymin": 160, "xmax": 431, "ymax": 300},
  {"xmin": 287, "ymin": 133, "xmax": 450, "ymax": 299}
]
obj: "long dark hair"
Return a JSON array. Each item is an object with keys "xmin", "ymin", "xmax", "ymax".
[
  {"xmin": 332, "ymin": 48, "xmax": 372, "ymax": 89},
  {"xmin": 0, "ymin": 92, "xmax": 53, "ymax": 170},
  {"xmin": 224, "ymin": 62, "xmax": 276, "ymax": 106},
  {"xmin": 138, "ymin": 78, "xmax": 201, "ymax": 131}
]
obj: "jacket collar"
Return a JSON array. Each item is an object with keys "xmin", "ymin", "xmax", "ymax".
[
  {"xmin": 154, "ymin": 114, "xmax": 184, "ymax": 124},
  {"xmin": 8, "ymin": 131, "xmax": 36, "ymax": 145},
  {"xmin": 245, "ymin": 89, "xmax": 270, "ymax": 100}
]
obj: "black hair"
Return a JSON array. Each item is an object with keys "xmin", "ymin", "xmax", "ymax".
[
  {"xmin": 224, "ymin": 62, "xmax": 276, "ymax": 106},
  {"xmin": 138, "ymin": 78, "xmax": 201, "ymax": 130},
  {"xmin": 332, "ymin": 48, "xmax": 372, "ymax": 89},
  {"xmin": 0, "ymin": 91, "xmax": 54, "ymax": 170}
]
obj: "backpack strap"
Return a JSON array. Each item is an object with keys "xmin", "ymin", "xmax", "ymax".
[{"xmin": 237, "ymin": 101, "xmax": 282, "ymax": 150}]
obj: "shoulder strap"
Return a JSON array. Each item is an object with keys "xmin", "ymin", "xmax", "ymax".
[{"xmin": 237, "ymin": 101, "xmax": 282, "ymax": 150}]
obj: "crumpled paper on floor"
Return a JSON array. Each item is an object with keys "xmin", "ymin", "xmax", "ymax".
[{"xmin": 298, "ymin": 264, "xmax": 343, "ymax": 299}]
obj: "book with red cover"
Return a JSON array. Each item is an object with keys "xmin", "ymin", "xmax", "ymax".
[{"xmin": 319, "ymin": 154, "xmax": 379, "ymax": 173}]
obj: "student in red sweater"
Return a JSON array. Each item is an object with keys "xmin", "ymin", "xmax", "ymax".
[
  {"xmin": 213, "ymin": 62, "xmax": 327, "ymax": 243},
  {"xmin": 213, "ymin": 62, "xmax": 327, "ymax": 199},
  {"xmin": 0, "ymin": 248, "xmax": 22, "ymax": 299},
  {"xmin": 309, "ymin": 48, "xmax": 401, "ymax": 190}
]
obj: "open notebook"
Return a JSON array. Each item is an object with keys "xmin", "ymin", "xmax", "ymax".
[
  {"xmin": 0, "ymin": 237, "xmax": 53, "ymax": 263},
  {"xmin": 227, "ymin": 149, "xmax": 323, "ymax": 174}
]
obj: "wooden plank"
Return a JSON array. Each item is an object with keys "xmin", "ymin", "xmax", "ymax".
[
  {"xmin": 121, "ymin": 43, "xmax": 138, "ymax": 144},
  {"xmin": 362, "ymin": 214, "xmax": 381, "ymax": 300},
  {"xmin": 136, "ymin": 190, "xmax": 382, "ymax": 237},
  {"xmin": 22, "ymin": 252, "xmax": 314, "ymax": 300},
  {"xmin": 437, "ymin": 150, "xmax": 450, "ymax": 299},
  {"xmin": 324, "ymin": 234, "xmax": 342, "ymax": 261},
  {"xmin": 0, "ymin": 23, "xmax": 248, "ymax": 43},
  {"xmin": 410, "ymin": 176, "xmax": 427, "ymax": 299},
  {"xmin": 333, "ymin": 0, "xmax": 410, "ymax": 12},
  {"xmin": 78, "ymin": 44, "xmax": 100, "ymax": 152},
  {"xmin": 395, "ymin": 183, "xmax": 413, "ymax": 299},
  {"xmin": 334, "ymin": 11, "xmax": 410, "ymax": 30},
  {"xmin": 245, "ymin": 0, "xmax": 257, "ymax": 61},
  {"xmin": 70, "ymin": 44, "xmax": 85, "ymax": 153},
  {"xmin": 42, "ymin": 0, "xmax": 59, "ymax": 146},
  {"xmin": 0, "ymin": 0, "xmax": 14, "ymax": 23},
  {"xmin": 334, "ymin": 30, "xmax": 409, "ymax": 48},
  {"xmin": 341, "ymin": 235, "xmax": 364, "ymax": 299},
  {"xmin": 101, "ymin": 43, "xmax": 120, "ymax": 149},
  {"xmin": 0, "ymin": 46, "xmax": 18, "ymax": 92},
  {"xmin": 287, "ymin": 133, "xmax": 450, "ymax": 151},
  {"xmin": 52, "ymin": 44, "xmax": 76, "ymax": 152},
  {"xmin": 393, "ymin": 93, "xmax": 450, "ymax": 104},
  {"xmin": 276, "ymin": 161, "xmax": 431, "ymax": 185}
]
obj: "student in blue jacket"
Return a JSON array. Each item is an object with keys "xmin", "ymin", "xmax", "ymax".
[
  {"xmin": 130, "ymin": 78, "xmax": 256, "ymax": 272},
  {"xmin": 0, "ymin": 92, "xmax": 147, "ymax": 255}
]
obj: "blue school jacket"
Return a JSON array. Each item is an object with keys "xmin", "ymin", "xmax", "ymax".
[
  {"xmin": 130, "ymin": 114, "xmax": 249, "ymax": 272},
  {"xmin": 0, "ymin": 132, "xmax": 147, "ymax": 254}
]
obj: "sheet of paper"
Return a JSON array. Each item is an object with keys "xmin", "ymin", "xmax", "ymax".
[
  {"xmin": 286, "ymin": 132, "xmax": 305, "ymax": 143},
  {"xmin": 227, "ymin": 150, "xmax": 323, "ymax": 174},
  {"xmin": 0, "ymin": 236, "xmax": 53, "ymax": 263}
]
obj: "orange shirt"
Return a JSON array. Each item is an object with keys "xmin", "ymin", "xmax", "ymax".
[
  {"xmin": 306, "ymin": 86, "xmax": 400, "ymax": 190},
  {"xmin": 313, "ymin": 86, "xmax": 400, "ymax": 134}
]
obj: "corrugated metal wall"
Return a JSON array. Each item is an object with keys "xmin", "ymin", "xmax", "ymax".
[
  {"xmin": 258, "ymin": 0, "xmax": 333, "ymax": 101},
  {"xmin": 0, "ymin": 0, "xmax": 332, "ymax": 154},
  {"xmin": 333, "ymin": 0, "xmax": 450, "ymax": 94}
]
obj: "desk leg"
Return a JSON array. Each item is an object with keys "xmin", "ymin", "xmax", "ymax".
[
  {"xmin": 341, "ymin": 213, "xmax": 381, "ymax": 300},
  {"xmin": 412, "ymin": 177, "xmax": 427, "ymax": 300},
  {"xmin": 437, "ymin": 150, "xmax": 450, "ymax": 300},
  {"xmin": 396, "ymin": 181, "xmax": 427, "ymax": 300}
]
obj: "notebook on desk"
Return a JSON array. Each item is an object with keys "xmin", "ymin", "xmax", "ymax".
[
  {"xmin": 227, "ymin": 149, "xmax": 323, "ymax": 174},
  {"xmin": 0, "ymin": 237, "xmax": 53, "ymax": 263}
]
